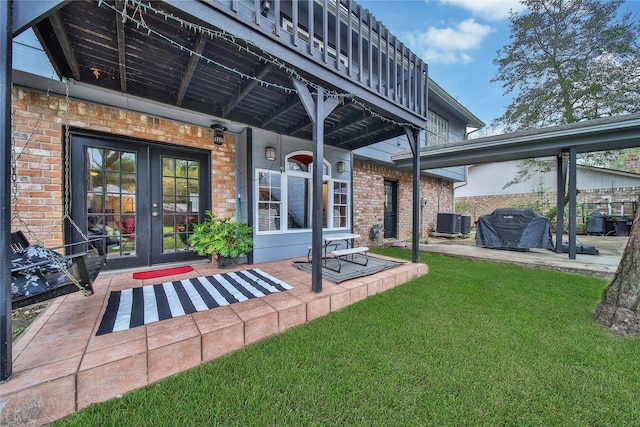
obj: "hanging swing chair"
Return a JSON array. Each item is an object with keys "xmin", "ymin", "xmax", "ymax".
[
  {"xmin": 10, "ymin": 231, "xmax": 107, "ymax": 309},
  {"xmin": 10, "ymin": 79, "xmax": 107, "ymax": 309}
]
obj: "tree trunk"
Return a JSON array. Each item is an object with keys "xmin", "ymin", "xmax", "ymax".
[{"xmin": 593, "ymin": 206, "xmax": 640, "ymax": 335}]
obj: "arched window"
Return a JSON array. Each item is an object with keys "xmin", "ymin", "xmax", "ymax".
[{"xmin": 286, "ymin": 152, "xmax": 330, "ymax": 175}]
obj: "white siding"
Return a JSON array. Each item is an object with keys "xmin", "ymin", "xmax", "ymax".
[{"xmin": 457, "ymin": 160, "xmax": 640, "ymax": 197}]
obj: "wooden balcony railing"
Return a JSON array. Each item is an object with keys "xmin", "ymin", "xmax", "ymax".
[{"xmin": 203, "ymin": 0, "xmax": 428, "ymax": 120}]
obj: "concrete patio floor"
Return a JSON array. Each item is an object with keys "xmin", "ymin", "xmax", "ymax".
[
  {"xmin": 420, "ymin": 233, "xmax": 627, "ymax": 279},
  {"xmin": 1, "ymin": 255, "xmax": 427, "ymax": 427}
]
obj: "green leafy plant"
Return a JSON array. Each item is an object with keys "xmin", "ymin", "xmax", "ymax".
[{"xmin": 188, "ymin": 211, "xmax": 253, "ymax": 259}]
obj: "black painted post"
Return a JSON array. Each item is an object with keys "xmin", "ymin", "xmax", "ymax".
[
  {"xmin": 556, "ymin": 154, "xmax": 566, "ymax": 255},
  {"xmin": 406, "ymin": 126, "xmax": 420, "ymax": 264},
  {"xmin": 568, "ymin": 146, "xmax": 577, "ymax": 259},
  {"xmin": 311, "ymin": 88, "xmax": 325, "ymax": 293},
  {"xmin": 292, "ymin": 79, "xmax": 338, "ymax": 293},
  {"xmin": 1, "ymin": 0, "xmax": 13, "ymax": 382}
]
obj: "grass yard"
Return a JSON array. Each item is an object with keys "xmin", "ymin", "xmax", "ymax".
[{"xmin": 55, "ymin": 248, "xmax": 640, "ymax": 426}]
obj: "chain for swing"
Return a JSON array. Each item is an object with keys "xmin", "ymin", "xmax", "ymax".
[
  {"xmin": 59, "ymin": 78, "xmax": 92, "ymax": 295},
  {"xmin": 10, "ymin": 78, "xmax": 91, "ymax": 295},
  {"xmin": 62, "ymin": 79, "xmax": 90, "ymax": 244}
]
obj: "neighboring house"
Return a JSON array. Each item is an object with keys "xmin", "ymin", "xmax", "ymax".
[
  {"xmin": 455, "ymin": 158, "xmax": 640, "ymax": 224},
  {"xmin": 7, "ymin": 0, "xmax": 483, "ymax": 271}
]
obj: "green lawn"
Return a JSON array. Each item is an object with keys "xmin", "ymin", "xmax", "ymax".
[{"xmin": 55, "ymin": 248, "xmax": 640, "ymax": 426}]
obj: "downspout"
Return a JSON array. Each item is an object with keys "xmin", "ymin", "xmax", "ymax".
[
  {"xmin": 452, "ymin": 165, "xmax": 469, "ymax": 213},
  {"xmin": 452, "ymin": 126, "xmax": 480, "ymax": 215},
  {"xmin": 465, "ymin": 126, "xmax": 481, "ymax": 139},
  {"xmin": 245, "ymin": 128, "xmax": 253, "ymax": 264}
]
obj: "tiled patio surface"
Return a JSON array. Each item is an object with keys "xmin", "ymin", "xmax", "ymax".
[{"xmin": 1, "ymin": 256, "xmax": 427, "ymax": 427}]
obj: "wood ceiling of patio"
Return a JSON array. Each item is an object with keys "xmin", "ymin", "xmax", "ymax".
[{"xmin": 18, "ymin": 0, "xmax": 429, "ymax": 150}]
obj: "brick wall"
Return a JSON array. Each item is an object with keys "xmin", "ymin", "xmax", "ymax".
[
  {"xmin": 11, "ymin": 87, "xmax": 236, "ymax": 247},
  {"xmin": 12, "ymin": 87, "xmax": 457, "ymax": 249},
  {"xmin": 353, "ymin": 160, "xmax": 453, "ymax": 244},
  {"xmin": 456, "ymin": 187, "xmax": 640, "ymax": 225},
  {"xmin": 623, "ymin": 155, "xmax": 639, "ymax": 173}
]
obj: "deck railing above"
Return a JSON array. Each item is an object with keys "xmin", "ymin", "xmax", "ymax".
[{"xmin": 203, "ymin": 0, "xmax": 428, "ymax": 120}]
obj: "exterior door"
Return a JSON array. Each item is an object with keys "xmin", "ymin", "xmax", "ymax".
[
  {"xmin": 383, "ymin": 179, "xmax": 398, "ymax": 239},
  {"xmin": 71, "ymin": 133, "xmax": 210, "ymax": 270}
]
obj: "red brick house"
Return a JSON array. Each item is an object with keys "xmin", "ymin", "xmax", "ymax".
[{"xmin": 7, "ymin": 0, "xmax": 483, "ymax": 269}]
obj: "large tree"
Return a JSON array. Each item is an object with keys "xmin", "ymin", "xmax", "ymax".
[
  {"xmin": 493, "ymin": 0, "xmax": 639, "ymax": 186},
  {"xmin": 594, "ymin": 210, "xmax": 640, "ymax": 335},
  {"xmin": 492, "ymin": 0, "xmax": 640, "ymax": 335},
  {"xmin": 493, "ymin": 0, "xmax": 639, "ymax": 131}
]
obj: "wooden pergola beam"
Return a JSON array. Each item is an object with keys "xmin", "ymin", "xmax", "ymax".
[
  {"xmin": 115, "ymin": 0, "xmax": 127, "ymax": 93},
  {"xmin": 259, "ymin": 93, "xmax": 300, "ymax": 127},
  {"xmin": 49, "ymin": 11, "xmax": 81, "ymax": 81},
  {"xmin": 222, "ymin": 61, "xmax": 273, "ymax": 117},
  {"xmin": 176, "ymin": 32, "xmax": 207, "ymax": 107}
]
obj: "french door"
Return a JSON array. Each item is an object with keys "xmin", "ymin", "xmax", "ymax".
[{"xmin": 70, "ymin": 133, "xmax": 210, "ymax": 270}]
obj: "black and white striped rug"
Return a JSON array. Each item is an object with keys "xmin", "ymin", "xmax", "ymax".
[{"xmin": 96, "ymin": 268, "xmax": 292, "ymax": 336}]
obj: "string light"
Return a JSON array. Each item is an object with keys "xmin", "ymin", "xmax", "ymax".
[{"xmin": 97, "ymin": 0, "xmax": 421, "ymax": 131}]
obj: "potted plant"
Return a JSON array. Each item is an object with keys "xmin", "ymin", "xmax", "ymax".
[{"xmin": 189, "ymin": 210, "xmax": 254, "ymax": 268}]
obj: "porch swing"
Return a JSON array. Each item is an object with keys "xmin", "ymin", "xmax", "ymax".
[{"xmin": 10, "ymin": 79, "xmax": 107, "ymax": 309}]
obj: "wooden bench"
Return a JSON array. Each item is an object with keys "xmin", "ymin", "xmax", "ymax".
[{"xmin": 329, "ymin": 246, "xmax": 369, "ymax": 272}]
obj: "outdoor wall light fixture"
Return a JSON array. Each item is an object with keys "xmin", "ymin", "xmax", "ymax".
[
  {"xmin": 337, "ymin": 161, "xmax": 346, "ymax": 173},
  {"xmin": 265, "ymin": 146, "xmax": 276, "ymax": 161},
  {"xmin": 211, "ymin": 124, "xmax": 227, "ymax": 146},
  {"xmin": 261, "ymin": 0, "xmax": 271, "ymax": 16}
]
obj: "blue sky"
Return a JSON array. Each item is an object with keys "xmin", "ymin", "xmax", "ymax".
[{"xmin": 358, "ymin": 0, "xmax": 640, "ymax": 128}]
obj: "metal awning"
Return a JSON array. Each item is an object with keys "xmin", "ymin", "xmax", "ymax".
[
  {"xmin": 392, "ymin": 112, "xmax": 640, "ymax": 265},
  {"xmin": 392, "ymin": 113, "xmax": 640, "ymax": 170}
]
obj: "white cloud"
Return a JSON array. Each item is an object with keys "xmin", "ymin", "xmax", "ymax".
[
  {"xmin": 422, "ymin": 49, "xmax": 473, "ymax": 65},
  {"xmin": 405, "ymin": 19, "xmax": 493, "ymax": 65},
  {"xmin": 438, "ymin": 0, "xmax": 527, "ymax": 21}
]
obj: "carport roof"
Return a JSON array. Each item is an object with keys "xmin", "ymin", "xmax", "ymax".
[{"xmin": 393, "ymin": 113, "xmax": 640, "ymax": 170}]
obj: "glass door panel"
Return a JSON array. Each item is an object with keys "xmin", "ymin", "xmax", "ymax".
[
  {"xmin": 150, "ymin": 148, "xmax": 210, "ymax": 265},
  {"xmin": 161, "ymin": 157, "xmax": 200, "ymax": 253},
  {"xmin": 86, "ymin": 147, "xmax": 138, "ymax": 258}
]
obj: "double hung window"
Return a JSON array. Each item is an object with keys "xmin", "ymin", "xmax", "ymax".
[
  {"xmin": 427, "ymin": 110, "xmax": 449, "ymax": 146},
  {"xmin": 257, "ymin": 171, "xmax": 282, "ymax": 232}
]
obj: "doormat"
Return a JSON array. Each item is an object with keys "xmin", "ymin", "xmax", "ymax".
[
  {"xmin": 132, "ymin": 265, "xmax": 194, "ymax": 280},
  {"xmin": 293, "ymin": 255, "xmax": 404, "ymax": 283},
  {"xmin": 97, "ymin": 268, "xmax": 292, "ymax": 335}
]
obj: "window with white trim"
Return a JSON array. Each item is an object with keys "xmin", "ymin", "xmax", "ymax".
[
  {"xmin": 427, "ymin": 110, "xmax": 448, "ymax": 146},
  {"xmin": 255, "ymin": 151, "xmax": 350, "ymax": 234},
  {"xmin": 257, "ymin": 171, "xmax": 282, "ymax": 232},
  {"xmin": 333, "ymin": 181, "xmax": 348, "ymax": 228}
]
